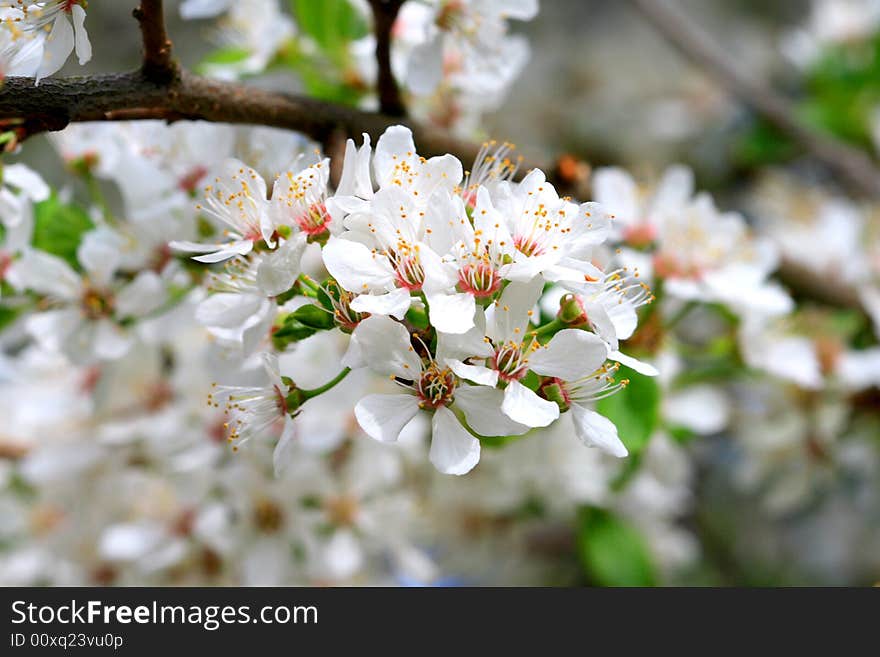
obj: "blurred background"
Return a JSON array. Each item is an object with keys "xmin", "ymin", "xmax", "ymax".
[{"xmin": 2, "ymin": 0, "xmax": 879, "ymax": 586}]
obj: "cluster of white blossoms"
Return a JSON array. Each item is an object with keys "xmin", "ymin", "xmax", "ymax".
[
  {"xmin": 177, "ymin": 1, "xmax": 539, "ymax": 135},
  {"xmin": 0, "ymin": 1, "xmax": 91, "ymax": 83},
  {"xmin": 0, "ymin": 118, "xmax": 700, "ymax": 585},
  {"xmin": 163, "ymin": 124, "xmax": 656, "ymax": 476}
]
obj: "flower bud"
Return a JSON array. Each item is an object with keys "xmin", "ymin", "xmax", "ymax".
[{"xmin": 557, "ymin": 293, "xmax": 588, "ymax": 326}]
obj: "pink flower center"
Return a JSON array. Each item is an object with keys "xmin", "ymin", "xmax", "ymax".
[
  {"xmin": 458, "ymin": 262, "xmax": 501, "ymax": 297},
  {"xmin": 417, "ymin": 363, "xmax": 456, "ymax": 409},
  {"xmin": 296, "ymin": 202, "xmax": 331, "ymax": 237},
  {"xmin": 492, "ymin": 343, "xmax": 529, "ymax": 382},
  {"xmin": 653, "ymin": 252, "xmax": 702, "ymax": 280},
  {"xmin": 179, "ymin": 166, "xmax": 208, "ymax": 194},
  {"xmin": 514, "ymin": 234, "xmax": 545, "ymax": 257},
  {"xmin": 394, "ymin": 255, "xmax": 425, "ymax": 291},
  {"xmin": 622, "ymin": 223, "xmax": 657, "ymax": 248}
]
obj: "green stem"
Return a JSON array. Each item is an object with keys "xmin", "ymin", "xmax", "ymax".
[
  {"xmin": 84, "ymin": 172, "xmax": 114, "ymax": 224},
  {"xmin": 531, "ymin": 318, "xmax": 565, "ymax": 338},
  {"xmin": 298, "ymin": 367, "xmax": 351, "ymax": 401},
  {"xmin": 298, "ymin": 273, "xmax": 321, "ymax": 294}
]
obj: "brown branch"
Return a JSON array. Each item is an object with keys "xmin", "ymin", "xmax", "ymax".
[
  {"xmin": 0, "ymin": 72, "xmax": 513, "ymax": 170},
  {"xmin": 628, "ymin": 0, "xmax": 880, "ymax": 199},
  {"xmin": 132, "ymin": 0, "xmax": 176, "ymax": 83},
  {"xmin": 368, "ymin": 0, "xmax": 406, "ymax": 117}
]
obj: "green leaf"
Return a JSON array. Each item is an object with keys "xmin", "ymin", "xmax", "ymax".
[
  {"xmin": 595, "ymin": 365, "xmax": 660, "ymax": 455},
  {"xmin": 0, "ymin": 304, "xmax": 19, "ymax": 333},
  {"xmin": 577, "ymin": 507, "xmax": 657, "ymax": 587},
  {"xmin": 289, "ymin": 303, "xmax": 335, "ymax": 330},
  {"xmin": 32, "ymin": 194, "xmax": 94, "ymax": 269},
  {"xmin": 290, "ymin": 0, "xmax": 368, "ymax": 56},
  {"xmin": 196, "ymin": 46, "xmax": 252, "ymax": 74}
]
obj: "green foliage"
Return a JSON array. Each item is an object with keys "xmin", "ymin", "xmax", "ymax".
[
  {"xmin": 272, "ymin": 303, "xmax": 335, "ymax": 350},
  {"xmin": 577, "ymin": 507, "xmax": 657, "ymax": 586},
  {"xmin": 0, "ymin": 304, "xmax": 19, "ymax": 333},
  {"xmin": 32, "ymin": 194, "xmax": 94, "ymax": 269},
  {"xmin": 290, "ymin": 0, "xmax": 368, "ymax": 54},
  {"xmin": 596, "ymin": 365, "xmax": 660, "ymax": 456},
  {"xmin": 196, "ymin": 47, "xmax": 251, "ymax": 75},
  {"xmin": 736, "ymin": 31, "xmax": 880, "ymax": 167},
  {"xmin": 267, "ymin": 1, "xmax": 370, "ymax": 105}
]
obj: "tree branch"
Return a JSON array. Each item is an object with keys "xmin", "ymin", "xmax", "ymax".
[
  {"xmin": 0, "ymin": 71, "xmax": 513, "ymax": 171},
  {"xmin": 628, "ymin": 0, "xmax": 880, "ymax": 199},
  {"xmin": 368, "ymin": 0, "xmax": 406, "ymax": 117},
  {"xmin": 132, "ymin": 0, "xmax": 176, "ymax": 83}
]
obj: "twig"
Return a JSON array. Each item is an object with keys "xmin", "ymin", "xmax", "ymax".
[
  {"xmin": 132, "ymin": 0, "xmax": 176, "ymax": 83},
  {"xmin": 368, "ymin": 0, "xmax": 406, "ymax": 117},
  {"xmin": 628, "ymin": 0, "xmax": 880, "ymax": 198}
]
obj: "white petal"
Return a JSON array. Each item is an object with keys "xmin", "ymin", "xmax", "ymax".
[
  {"xmin": 664, "ymin": 385, "xmax": 729, "ymax": 434},
  {"xmin": 426, "ymin": 292, "xmax": 475, "ymax": 334},
  {"xmin": 446, "ymin": 359, "xmax": 498, "ymax": 386},
  {"xmin": 3, "ymin": 164, "xmax": 49, "ymax": 201},
  {"xmin": 529, "ymin": 329, "xmax": 608, "ymax": 380},
  {"xmin": 487, "ymin": 277, "xmax": 543, "ymax": 343},
  {"xmin": 257, "ymin": 236, "xmax": 306, "ymax": 296},
  {"xmin": 322, "ymin": 236, "xmax": 395, "ymax": 292},
  {"xmin": 592, "ymin": 167, "xmax": 639, "ymax": 225},
  {"xmin": 115, "ymin": 271, "xmax": 166, "ymax": 318},
  {"xmin": 355, "ymin": 394, "xmax": 420, "ymax": 443},
  {"xmin": 571, "ymin": 405, "xmax": 627, "ymax": 457},
  {"xmin": 350, "ymin": 287, "xmax": 412, "ymax": 319},
  {"xmin": 77, "ymin": 228, "xmax": 123, "ymax": 288},
  {"xmin": 501, "ymin": 379, "xmax": 559, "ymax": 427},
  {"xmin": 272, "ymin": 417, "xmax": 298, "ymax": 477},
  {"xmin": 196, "ymin": 293, "xmax": 264, "ymax": 328},
  {"xmin": 15, "ymin": 249, "xmax": 81, "ymax": 299},
  {"xmin": 406, "ymin": 36, "xmax": 444, "ymax": 95},
  {"xmin": 608, "ymin": 350, "xmax": 659, "ymax": 376},
  {"xmin": 454, "ymin": 385, "xmax": 530, "ymax": 437},
  {"xmin": 71, "ymin": 5, "xmax": 92, "ymax": 65},
  {"xmin": 93, "ymin": 319, "xmax": 132, "ymax": 360},
  {"xmin": 374, "ymin": 125, "xmax": 417, "ymax": 186},
  {"xmin": 192, "ymin": 241, "xmax": 254, "ymax": 263},
  {"xmin": 36, "ymin": 14, "xmax": 74, "ymax": 82},
  {"xmin": 350, "ymin": 314, "xmax": 421, "ymax": 378},
  {"xmin": 429, "ymin": 406, "xmax": 480, "ymax": 475}
]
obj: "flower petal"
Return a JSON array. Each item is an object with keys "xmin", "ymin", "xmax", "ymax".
[
  {"xmin": 429, "ymin": 406, "xmax": 481, "ymax": 475},
  {"xmin": 529, "ymin": 329, "xmax": 608, "ymax": 380},
  {"xmin": 454, "ymin": 385, "xmax": 530, "ymax": 437},
  {"xmin": 355, "ymin": 393, "xmax": 420, "ymax": 443},
  {"xmin": 350, "ymin": 314, "xmax": 421, "ymax": 378},
  {"xmin": 501, "ymin": 379, "xmax": 559, "ymax": 427},
  {"xmin": 571, "ymin": 405, "xmax": 627, "ymax": 457},
  {"xmin": 350, "ymin": 287, "xmax": 412, "ymax": 319}
]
